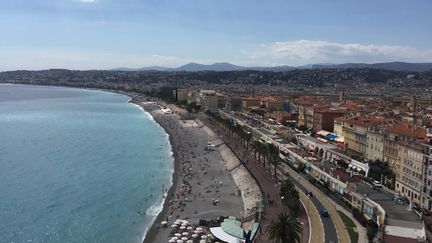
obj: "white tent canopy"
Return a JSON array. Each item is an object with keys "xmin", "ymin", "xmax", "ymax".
[{"xmin": 209, "ymin": 227, "xmax": 242, "ymax": 243}]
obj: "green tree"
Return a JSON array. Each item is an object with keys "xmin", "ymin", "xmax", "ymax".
[
  {"xmin": 270, "ymin": 155, "xmax": 282, "ymax": 177},
  {"xmin": 266, "ymin": 213, "xmax": 302, "ymax": 243},
  {"xmin": 253, "ymin": 140, "xmax": 263, "ymax": 161},
  {"xmin": 261, "ymin": 143, "xmax": 269, "ymax": 169},
  {"xmin": 297, "ymin": 163, "xmax": 305, "ymax": 174},
  {"xmin": 366, "ymin": 224, "xmax": 375, "ymax": 242},
  {"xmin": 280, "ymin": 180, "xmax": 300, "ymax": 217}
]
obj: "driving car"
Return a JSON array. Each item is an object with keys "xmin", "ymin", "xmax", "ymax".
[
  {"xmin": 321, "ymin": 209, "xmax": 329, "ymax": 217},
  {"xmin": 372, "ymin": 180, "xmax": 382, "ymax": 188}
]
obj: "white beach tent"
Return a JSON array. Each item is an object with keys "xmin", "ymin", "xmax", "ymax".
[{"xmin": 209, "ymin": 227, "xmax": 242, "ymax": 243}]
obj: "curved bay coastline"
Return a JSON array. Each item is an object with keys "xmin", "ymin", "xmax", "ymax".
[{"xmin": 1, "ymin": 84, "xmax": 257, "ymax": 243}]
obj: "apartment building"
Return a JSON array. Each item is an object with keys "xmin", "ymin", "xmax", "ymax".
[
  {"xmin": 216, "ymin": 93, "xmax": 227, "ymax": 109},
  {"xmin": 343, "ymin": 117, "xmax": 384, "ymax": 158},
  {"xmin": 226, "ymin": 96, "xmax": 243, "ymax": 111},
  {"xmin": 313, "ymin": 108, "xmax": 345, "ymax": 132},
  {"xmin": 306, "ymin": 106, "xmax": 315, "ymax": 130},
  {"xmin": 261, "ymin": 96, "xmax": 284, "ymax": 111},
  {"xmin": 174, "ymin": 88, "xmax": 190, "ymax": 102},
  {"xmin": 395, "ymin": 141, "xmax": 425, "ymax": 207},
  {"xmin": 384, "ymin": 123, "xmax": 427, "ymax": 170},
  {"xmin": 297, "ymin": 104, "xmax": 309, "ymax": 128},
  {"xmin": 366, "ymin": 126, "xmax": 385, "ymax": 162},
  {"xmin": 334, "ymin": 117, "xmax": 345, "ymax": 137},
  {"xmin": 242, "ymin": 97, "xmax": 261, "ymax": 110},
  {"xmin": 199, "ymin": 90, "xmax": 219, "ymax": 112},
  {"xmin": 424, "ymin": 144, "xmax": 432, "ymax": 210}
]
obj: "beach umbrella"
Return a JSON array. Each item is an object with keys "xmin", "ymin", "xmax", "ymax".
[
  {"xmin": 181, "ymin": 223, "xmax": 187, "ymax": 226},
  {"xmin": 175, "ymin": 233, "xmax": 182, "ymax": 237},
  {"xmin": 181, "ymin": 237, "xmax": 188, "ymax": 241},
  {"xmin": 199, "ymin": 240, "xmax": 206, "ymax": 243},
  {"xmin": 168, "ymin": 240, "xmax": 176, "ymax": 243},
  {"xmin": 196, "ymin": 227, "xmax": 203, "ymax": 231},
  {"xmin": 186, "ymin": 240, "xmax": 193, "ymax": 243},
  {"xmin": 179, "ymin": 226, "xmax": 186, "ymax": 230},
  {"xmin": 171, "ymin": 224, "xmax": 178, "ymax": 228},
  {"xmin": 201, "ymin": 235, "xmax": 207, "ymax": 239},
  {"xmin": 177, "ymin": 240, "xmax": 183, "ymax": 243},
  {"xmin": 186, "ymin": 226, "xmax": 193, "ymax": 230},
  {"xmin": 182, "ymin": 232, "xmax": 189, "ymax": 236},
  {"xmin": 171, "ymin": 237, "xmax": 178, "ymax": 241},
  {"xmin": 192, "ymin": 234, "xmax": 198, "ymax": 238}
]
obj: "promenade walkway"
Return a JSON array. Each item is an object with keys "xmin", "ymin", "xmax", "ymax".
[{"xmin": 203, "ymin": 117, "xmax": 316, "ymax": 243}]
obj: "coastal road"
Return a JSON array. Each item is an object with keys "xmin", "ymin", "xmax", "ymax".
[
  {"xmin": 279, "ymin": 162, "xmax": 351, "ymax": 243},
  {"xmin": 277, "ymin": 168, "xmax": 338, "ymax": 243}
]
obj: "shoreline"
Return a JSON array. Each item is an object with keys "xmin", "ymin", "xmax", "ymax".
[
  {"xmin": 129, "ymin": 102, "xmax": 176, "ymax": 243},
  {"xmin": 129, "ymin": 99, "xmax": 181, "ymax": 243},
  {"xmin": 2, "ymin": 84, "xmax": 251, "ymax": 243},
  {"xmin": 129, "ymin": 97, "xmax": 250, "ymax": 243}
]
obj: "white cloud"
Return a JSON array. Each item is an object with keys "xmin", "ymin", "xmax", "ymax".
[
  {"xmin": 243, "ymin": 40, "xmax": 432, "ymax": 65},
  {"xmin": 79, "ymin": 0, "xmax": 97, "ymax": 3}
]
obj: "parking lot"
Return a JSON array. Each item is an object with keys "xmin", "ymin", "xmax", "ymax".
[{"xmin": 356, "ymin": 183, "xmax": 422, "ymax": 223}]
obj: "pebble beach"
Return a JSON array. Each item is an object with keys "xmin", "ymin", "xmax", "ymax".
[{"xmin": 133, "ymin": 100, "xmax": 261, "ymax": 243}]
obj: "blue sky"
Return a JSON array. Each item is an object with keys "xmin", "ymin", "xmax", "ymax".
[{"xmin": 1, "ymin": 0, "xmax": 431, "ymax": 70}]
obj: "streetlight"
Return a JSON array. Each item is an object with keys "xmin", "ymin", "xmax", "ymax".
[{"xmin": 300, "ymin": 222, "xmax": 304, "ymax": 243}]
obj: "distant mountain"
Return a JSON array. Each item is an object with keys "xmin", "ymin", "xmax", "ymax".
[
  {"xmin": 113, "ymin": 66, "xmax": 174, "ymax": 71},
  {"xmin": 112, "ymin": 61, "xmax": 432, "ymax": 72},
  {"xmin": 309, "ymin": 62, "xmax": 432, "ymax": 72},
  {"xmin": 174, "ymin": 62, "xmax": 244, "ymax": 71}
]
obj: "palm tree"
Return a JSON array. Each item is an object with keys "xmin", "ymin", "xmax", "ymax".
[
  {"xmin": 253, "ymin": 140, "xmax": 262, "ymax": 161},
  {"xmin": 245, "ymin": 131, "xmax": 253, "ymax": 149},
  {"xmin": 268, "ymin": 143, "xmax": 280, "ymax": 173},
  {"xmin": 270, "ymin": 155, "xmax": 282, "ymax": 177},
  {"xmin": 261, "ymin": 143, "xmax": 269, "ymax": 169},
  {"xmin": 266, "ymin": 213, "xmax": 302, "ymax": 243}
]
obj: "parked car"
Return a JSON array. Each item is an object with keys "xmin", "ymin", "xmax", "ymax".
[
  {"xmin": 362, "ymin": 177, "xmax": 373, "ymax": 187},
  {"xmin": 306, "ymin": 191, "xmax": 313, "ymax": 197},
  {"xmin": 321, "ymin": 209, "xmax": 329, "ymax": 217},
  {"xmin": 372, "ymin": 180, "xmax": 382, "ymax": 188}
]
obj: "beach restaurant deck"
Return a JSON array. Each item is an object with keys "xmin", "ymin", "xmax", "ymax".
[{"xmin": 209, "ymin": 216, "xmax": 259, "ymax": 243}]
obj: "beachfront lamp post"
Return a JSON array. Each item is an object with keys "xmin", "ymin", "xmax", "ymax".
[{"xmin": 300, "ymin": 222, "xmax": 304, "ymax": 243}]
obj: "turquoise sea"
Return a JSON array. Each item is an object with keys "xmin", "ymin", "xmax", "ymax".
[{"xmin": 0, "ymin": 84, "xmax": 173, "ymax": 243}]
